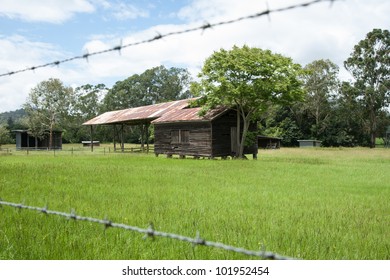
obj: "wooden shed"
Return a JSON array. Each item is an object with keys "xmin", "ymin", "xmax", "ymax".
[
  {"xmin": 13, "ymin": 130, "xmax": 62, "ymax": 150},
  {"xmin": 83, "ymin": 98, "xmax": 258, "ymax": 158},
  {"xmin": 151, "ymin": 106, "xmax": 258, "ymax": 159},
  {"xmin": 257, "ymin": 135, "xmax": 282, "ymax": 149}
]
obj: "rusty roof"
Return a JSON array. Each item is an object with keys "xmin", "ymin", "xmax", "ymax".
[
  {"xmin": 83, "ymin": 98, "xmax": 197, "ymax": 126},
  {"xmin": 151, "ymin": 106, "xmax": 229, "ymax": 124}
]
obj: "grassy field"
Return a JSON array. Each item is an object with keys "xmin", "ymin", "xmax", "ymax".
[{"xmin": 0, "ymin": 145, "xmax": 389, "ymax": 260}]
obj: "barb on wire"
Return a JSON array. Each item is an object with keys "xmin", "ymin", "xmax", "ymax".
[
  {"xmin": 0, "ymin": 0, "xmax": 337, "ymax": 78},
  {"xmin": 0, "ymin": 199, "xmax": 297, "ymax": 260}
]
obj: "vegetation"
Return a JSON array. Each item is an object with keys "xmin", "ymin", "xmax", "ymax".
[
  {"xmin": 344, "ymin": 29, "xmax": 390, "ymax": 148},
  {"xmin": 0, "ymin": 29, "xmax": 389, "ymax": 147},
  {"xmin": 192, "ymin": 45, "xmax": 304, "ymax": 158},
  {"xmin": 103, "ymin": 65, "xmax": 192, "ymax": 111},
  {"xmin": 0, "ymin": 125, "xmax": 11, "ymax": 148},
  {"xmin": 0, "ymin": 147, "xmax": 389, "ymax": 260},
  {"xmin": 23, "ymin": 78, "xmax": 74, "ymax": 149}
]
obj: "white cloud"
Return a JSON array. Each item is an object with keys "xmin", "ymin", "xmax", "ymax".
[
  {"xmin": 0, "ymin": 0, "xmax": 95, "ymax": 23},
  {"xmin": 111, "ymin": 2, "xmax": 149, "ymax": 20},
  {"xmin": 0, "ymin": 35, "xmax": 94, "ymax": 112},
  {"xmin": 0, "ymin": 0, "xmax": 389, "ymax": 112}
]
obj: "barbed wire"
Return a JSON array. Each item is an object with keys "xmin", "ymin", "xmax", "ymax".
[
  {"xmin": 0, "ymin": 199, "xmax": 296, "ymax": 260},
  {"xmin": 0, "ymin": 0, "xmax": 337, "ymax": 78}
]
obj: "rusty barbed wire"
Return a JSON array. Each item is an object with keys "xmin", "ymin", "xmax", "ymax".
[
  {"xmin": 0, "ymin": 199, "xmax": 296, "ymax": 260},
  {"xmin": 0, "ymin": 0, "xmax": 337, "ymax": 78}
]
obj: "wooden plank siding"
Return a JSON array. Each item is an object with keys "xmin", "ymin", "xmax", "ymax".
[
  {"xmin": 154, "ymin": 109, "xmax": 258, "ymax": 158},
  {"xmin": 154, "ymin": 122, "xmax": 213, "ymax": 157}
]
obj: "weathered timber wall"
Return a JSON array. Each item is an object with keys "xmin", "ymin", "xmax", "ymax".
[
  {"xmin": 154, "ymin": 122, "xmax": 212, "ymax": 156},
  {"xmin": 154, "ymin": 110, "xmax": 258, "ymax": 158}
]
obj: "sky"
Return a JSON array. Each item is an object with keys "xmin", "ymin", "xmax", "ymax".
[{"xmin": 0, "ymin": 0, "xmax": 389, "ymax": 113}]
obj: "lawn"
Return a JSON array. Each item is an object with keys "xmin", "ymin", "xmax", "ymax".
[{"xmin": 0, "ymin": 146, "xmax": 389, "ymax": 260}]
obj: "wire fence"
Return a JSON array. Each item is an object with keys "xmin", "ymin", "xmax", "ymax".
[
  {"xmin": 1, "ymin": 0, "xmax": 339, "ymax": 261},
  {"xmin": 0, "ymin": 199, "xmax": 297, "ymax": 260},
  {"xmin": 0, "ymin": 145, "xmax": 155, "ymax": 157},
  {"xmin": 0, "ymin": 0, "xmax": 337, "ymax": 78}
]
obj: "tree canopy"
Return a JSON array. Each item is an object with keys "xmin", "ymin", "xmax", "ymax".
[
  {"xmin": 344, "ymin": 28, "xmax": 390, "ymax": 148},
  {"xmin": 23, "ymin": 78, "xmax": 74, "ymax": 148},
  {"xmin": 103, "ymin": 65, "xmax": 192, "ymax": 111},
  {"xmin": 193, "ymin": 45, "xmax": 304, "ymax": 157},
  {"xmin": 302, "ymin": 59, "xmax": 339, "ymax": 138}
]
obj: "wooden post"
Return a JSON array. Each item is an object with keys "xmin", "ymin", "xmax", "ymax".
[
  {"xmin": 140, "ymin": 124, "xmax": 145, "ymax": 152},
  {"xmin": 121, "ymin": 123, "xmax": 124, "ymax": 152},
  {"xmin": 90, "ymin": 125, "xmax": 94, "ymax": 152},
  {"xmin": 146, "ymin": 123, "xmax": 150, "ymax": 154},
  {"xmin": 113, "ymin": 125, "xmax": 117, "ymax": 152}
]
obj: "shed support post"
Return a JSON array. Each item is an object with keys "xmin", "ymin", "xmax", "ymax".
[
  {"xmin": 113, "ymin": 125, "xmax": 117, "ymax": 152},
  {"xmin": 146, "ymin": 123, "xmax": 150, "ymax": 153},
  {"xmin": 140, "ymin": 124, "xmax": 145, "ymax": 152},
  {"xmin": 90, "ymin": 125, "xmax": 94, "ymax": 152},
  {"xmin": 121, "ymin": 123, "xmax": 124, "ymax": 152}
]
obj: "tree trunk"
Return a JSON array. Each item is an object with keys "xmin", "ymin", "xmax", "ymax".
[
  {"xmin": 236, "ymin": 106, "xmax": 251, "ymax": 159},
  {"xmin": 369, "ymin": 104, "xmax": 376, "ymax": 148},
  {"xmin": 236, "ymin": 106, "xmax": 241, "ymax": 158},
  {"xmin": 49, "ymin": 125, "xmax": 53, "ymax": 150},
  {"xmin": 238, "ymin": 116, "xmax": 250, "ymax": 158},
  {"xmin": 370, "ymin": 114, "xmax": 376, "ymax": 148}
]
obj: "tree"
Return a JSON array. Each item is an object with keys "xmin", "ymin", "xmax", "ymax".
[
  {"xmin": 302, "ymin": 59, "xmax": 339, "ymax": 139},
  {"xmin": 103, "ymin": 66, "xmax": 192, "ymax": 111},
  {"xmin": 24, "ymin": 78, "xmax": 74, "ymax": 149},
  {"xmin": 74, "ymin": 84, "xmax": 106, "ymax": 120},
  {"xmin": 0, "ymin": 125, "xmax": 11, "ymax": 149},
  {"xmin": 193, "ymin": 45, "xmax": 304, "ymax": 158},
  {"xmin": 344, "ymin": 28, "xmax": 390, "ymax": 148},
  {"xmin": 68, "ymin": 84, "xmax": 107, "ymax": 143}
]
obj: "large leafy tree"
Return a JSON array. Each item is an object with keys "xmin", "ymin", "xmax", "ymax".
[
  {"xmin": 66, "ymin": 83, "xmax": 107, "ymax": 142},
  {"xmin": 302, "ymin": 59, "xmax": 339, "ymax": 139},
  {"xmin": 103, "ymin": 65, "xmax": 192, "ymax": 111},
  {"xmin": 193, "ymin": 45, "xmax": 304, "ymax": 158},
  {"xmin": 24, "ymin": 78, "xmax": 74, "ymax": 148},
  {"xmin": 344, "ymin": 28, "xmax": 390, "ymax": 148}
]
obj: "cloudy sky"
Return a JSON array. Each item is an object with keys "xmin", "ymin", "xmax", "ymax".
[{"xmin": 0, "ymin": 0, "xmax": 389, "ymax": 113}]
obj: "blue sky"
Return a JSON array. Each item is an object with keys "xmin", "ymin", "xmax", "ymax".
[
  {"xmin": 1, "ymin": 1, "xmax": 189, "ymax": 54},
  {"xmin": 0, "ymin": 0, "xmax": 389, "ymax": 112}
]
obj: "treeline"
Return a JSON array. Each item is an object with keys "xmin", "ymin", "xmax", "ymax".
[
  {"xmin": 1, "ymin": 66, "xmax": 192, "ymax": 146},
  {"xmin": 1, "ymin": 29, "xmax": 389, "ymax": 148}
]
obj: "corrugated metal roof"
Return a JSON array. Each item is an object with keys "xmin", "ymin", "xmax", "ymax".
[
  {"xmin": 151, "ymin": 106, "xmax": 229, "ymax": 124},
  {"xmin": 83, "ymin": 98, "xmax": 196, "ymax": 126}
]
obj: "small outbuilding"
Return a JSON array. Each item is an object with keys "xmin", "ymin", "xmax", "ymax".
[
  {"xmin": 152, "ymin": 106, "xmax": 258, "ymax": 158},
  {"xmin": 257, "ymin": 135, "xmax": 282, "ymax": 149},
  {"xmin": 13, "ymin": 130, "xmax": 62, "ymax": 150},
  {"xmin": 298, "ymin": 139, "xmax": 322, "ymax": 148}
]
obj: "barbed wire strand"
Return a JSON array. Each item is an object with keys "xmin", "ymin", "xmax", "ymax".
[
  {"xmin": 0, "ymin": 199, "xmax": 296, "ymax": 260},
  {"xmin": 0, "ymin": 0, "xmax": 337, "ymax": 78}
]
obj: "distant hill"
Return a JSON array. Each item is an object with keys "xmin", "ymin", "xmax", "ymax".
[{"xmin": 0, "ymin": 108, "xmax": 26, "ymax": 126}]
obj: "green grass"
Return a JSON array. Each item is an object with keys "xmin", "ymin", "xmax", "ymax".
[{"xmin": 0, "ymin": 146, "xmax": 389, "ymax": 260}]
